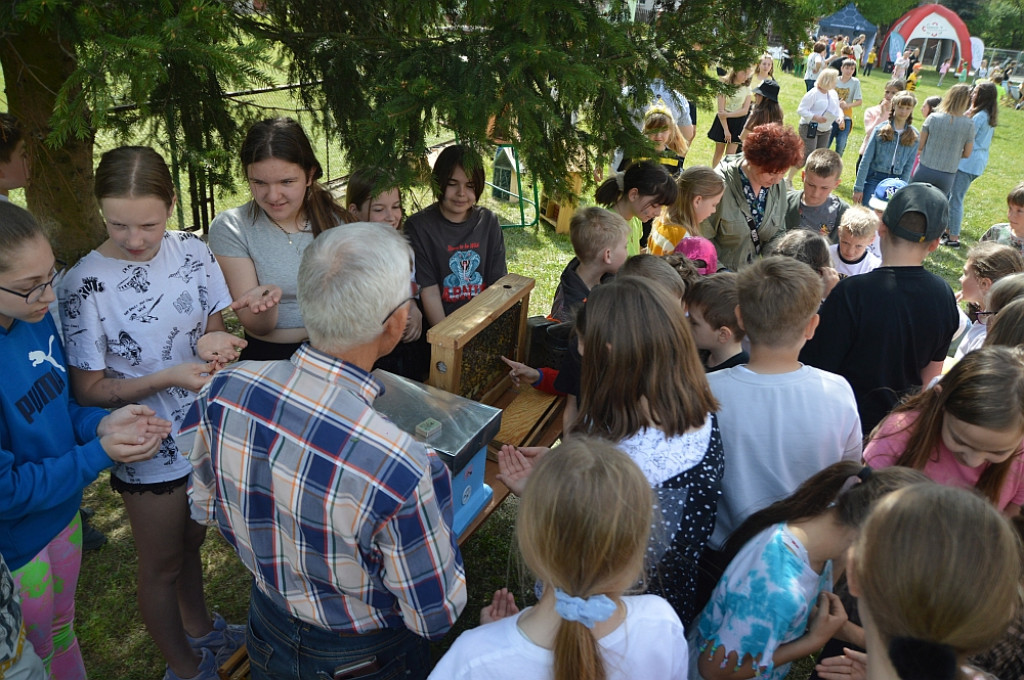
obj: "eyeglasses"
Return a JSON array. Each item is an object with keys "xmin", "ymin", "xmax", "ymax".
[
  {"xmin": 975, "ymin": 310, "xmax": 996, "ymax": 325},
  {"xmin": 0, "ymin": 261, "xmax": 66, "ymax": 304},
  {"xmin": 380, "ymin": 281, "xmax": 421, "ymax": 326}
]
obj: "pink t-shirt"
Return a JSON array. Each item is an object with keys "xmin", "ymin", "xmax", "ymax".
[{"xmin": 864, "ymin": 411, "xmax": 1024, "ymax": 511}]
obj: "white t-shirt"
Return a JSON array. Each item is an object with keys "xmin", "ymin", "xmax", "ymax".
[
  {"xmin": 58, "ymin": 231, "xmax": 231, "ymax": 484},
  {"xmin": 953, "ymin": 321, "xmax": 987, "ymax": 360},
  {"xmin": 706, "ymin": 365, "xmax": 862, "ymax": 549},
  {"xmin": 829, "ymin": 243, "xmax": 881, "ymax": 277},
  {"xmin": 429, "ymin": 594, "xmax": 688, "ymax": 680}
]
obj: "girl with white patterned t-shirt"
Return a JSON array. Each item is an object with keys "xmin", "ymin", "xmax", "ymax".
[{"xmin": 58, "ymin": 147, "xmax": 246, "ymax": 680}]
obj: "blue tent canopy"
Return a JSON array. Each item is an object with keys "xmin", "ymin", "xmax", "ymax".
[
  {"xmin": 817, "ymin": 3, "xmax": 879, "ymax": 65},
  {"xmin": 818, "ymin": 3, "xmax": 877, "ymax": 39}
]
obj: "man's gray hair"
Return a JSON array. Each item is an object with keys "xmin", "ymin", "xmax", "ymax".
[{"xmin": 298, "ymin": 222, "xmax": 412, "ymax": 352}]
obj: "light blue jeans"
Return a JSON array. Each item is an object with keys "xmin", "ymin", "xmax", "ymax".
[
  {"xmin": 947, "ymin": 170, "xmax": 979, "ymax": 239},
  {"xmin": 829, "ymin": 117, "xmax": 853, "ymax": 157}
]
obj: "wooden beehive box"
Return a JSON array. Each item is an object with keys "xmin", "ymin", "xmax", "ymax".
[{"xmin": 425, "ymin": 273, "xmax": 533, "ymax": 404}]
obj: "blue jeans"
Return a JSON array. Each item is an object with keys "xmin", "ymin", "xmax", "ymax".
[
  {"xmin": 829, "ymin": 117, "xmax": 853, "ymax": 156},
  {"xmin": 246, "ymin": 584, "xmax": 431, "ymax": 680},
  {"xmin": 947, "ymin": 170, "xmax": 979, "ymax": 238}
]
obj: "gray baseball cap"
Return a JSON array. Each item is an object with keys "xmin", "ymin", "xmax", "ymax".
[{"xmin": 882, "ymin": 183, "xmax": 949, "ymax": 243}]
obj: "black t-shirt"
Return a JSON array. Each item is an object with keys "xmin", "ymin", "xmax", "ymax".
[
  {"xmin": 828, "ymin": 56, "xmax": 857, "ymax": 76},
  {"xmin": 800, "ymin": 266, "xmax": 958, "ymax": 434},
  {"xmin": 552, "ymin": 339, "xmax": 581, "ymax": 398},
  {"xmin": 707, "ymin": 350, "xmax": 749, "ymax": 373},
  {"xmin": 404, "ymin": 204, "xmax": 508, "ymax": 317}
]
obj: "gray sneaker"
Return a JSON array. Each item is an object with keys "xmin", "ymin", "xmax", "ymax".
[
  {"xmin": 187, "ymin": 613, "xmax": 246, "ymax": 666},
  {"xmin": 162, "ymin": 647, "xmax": 219, "ymax": 680}
]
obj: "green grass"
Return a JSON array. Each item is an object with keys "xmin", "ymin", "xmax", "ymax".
[{"xmin": 24, "ymin": 62, "xmax": 1024, "ymax": 679}]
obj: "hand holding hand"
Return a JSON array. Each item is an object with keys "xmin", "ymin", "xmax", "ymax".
[
  {"xmin": 497, "ymin": 444, "xmax": 549, "ymax": 496},
  {"xmin": 481, "ymin": 588, "xmax": 520, "ymax": 625},
  {"xmin": 814, "ymin": 648, "xmax": 867, "ymax": 680},
  {"xmin": 97, "ymin": 404, "xmax": 172, "ymax": 440},
  {"xmin": 500, "ymin": 355, "xmax": 540, "ymax": 388},
  {"xmin": 100, "ymin": 430, "xmax": 164, "ymax": 463},
  {"xmin": 231, "ymin": 285, "xmax": 282, "ymax": 315},
  {"xmin": 197, "ymin": 331, "xmax": 247, "ymax": 364}
]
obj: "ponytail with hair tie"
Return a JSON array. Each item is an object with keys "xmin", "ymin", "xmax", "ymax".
[
  {"xmin": 553, "ymin": 589, "xmax": 618, "ymax": 629},
  {"xmin": 888, "ymin": 637, "xmax": 958, "ymax": 680},
  {"xmin": 594, "ymin": 160, "xmax": 678, "ymax": 209}
]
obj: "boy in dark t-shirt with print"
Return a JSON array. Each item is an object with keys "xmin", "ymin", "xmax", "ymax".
[
  {"xmin": 405, "ymin": 145, "xmax": 507, "ymax": 328},
  {"xmin": 785, "ymin": 149, "xmax": 849, "ymax": 242}
]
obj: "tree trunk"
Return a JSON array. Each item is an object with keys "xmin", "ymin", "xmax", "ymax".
[{"xmin": 0, "ymin": 22, "xmax": 103, "ymax": 263}]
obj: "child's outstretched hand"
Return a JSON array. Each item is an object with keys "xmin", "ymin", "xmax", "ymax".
[
  {"xmin": 808, "ymin": 591, "xmax": 848, "ymax": 645},
  {"xmin": 100, "ymin": 430, "xmax": 164, "ymax": 464},
  {"xmin": 232, "ymin": 284, "xmax": 282, "ymax": 315},
  {"xmin": 97, "ymin": 404, "xmax": 172, "ymax": 441},
  {"xmin": 163, "ymin": 361, "xmax": 218, "ymax": 392},
  {"xmin": 500, "ymin": 356, "xmax": 540, "ymax": 388},
  {"xmin": 481, "ymin": 588, "xmax": 520, "ymax": 625},
  {"xmin": 815, "ymin": 648, "xmax": 867, "ymax": 680},
  {"xmin": 197, "ymin": 331, "xmax": 247, "ymax": 365},
  {"xmin": 497, "ymin": 444, "xmax": 549, "ymax": 496}
]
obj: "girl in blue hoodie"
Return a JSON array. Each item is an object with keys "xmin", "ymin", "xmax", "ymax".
[{"xmin": 0, "ymin": 201, "xmax": 168, "ymax": 679}]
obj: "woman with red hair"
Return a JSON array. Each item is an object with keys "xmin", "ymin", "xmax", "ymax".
[{"xmin": 699, "ymin": 123, "xmax": 804, "ymax": 271}]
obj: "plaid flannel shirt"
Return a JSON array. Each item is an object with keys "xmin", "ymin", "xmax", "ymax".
[{"xmin": 180, "ymin": 344, "xmax": 466, "ymax": 640}]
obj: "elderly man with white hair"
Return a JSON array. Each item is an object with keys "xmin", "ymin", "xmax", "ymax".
[{"xmin": 180, "ymin": 222, "xmax": 467, "ymax": 680}]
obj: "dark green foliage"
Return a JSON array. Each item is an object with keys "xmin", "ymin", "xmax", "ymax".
[
  {"xmin": 253, "ymin": 0, "xmax": 826, "ymax": 198},
  {"xmin": 979, "ymin": 0, "xmax": 1024, "ymax": 49},
  {"xmin": 3, "ymin": 0, "xmax": 273, "ymax": 237},
  {"xmin": 4, "ymin": 0, "xmax": 832, "ymax": 237},
  {"xmin": 856, "ymin": 0, "xmax": 921, "ymax": 26}
]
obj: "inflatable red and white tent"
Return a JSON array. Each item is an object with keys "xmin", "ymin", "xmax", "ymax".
[{"xmin": 879, "ymin": 3, "xmax": 972, "ymax": 68}]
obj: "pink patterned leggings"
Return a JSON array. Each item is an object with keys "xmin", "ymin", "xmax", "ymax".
[{"xmin": 12, "ymin": 513, "xmax": 85, "ymax": 680}]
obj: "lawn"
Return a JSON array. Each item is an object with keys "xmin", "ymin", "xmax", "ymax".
[{"xmin": 10, "ymin": 61, "xmax": 1024, "ymax": 679}]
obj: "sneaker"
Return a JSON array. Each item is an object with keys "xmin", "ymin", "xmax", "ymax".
[
  {"xmin": 187, "ymin": 613, "xmax": 246, "ymax": 666},
  {"xmin": 79, "ymin": 511, "xmax": 108, "ymax": 552},
  {"xmin": 944, "ymin": 239, "xmax": 961, "ymax": 249},
  {"xmin": 939, "ymin": 232, "xmax": 950, "ymax": 245},
  {"xmin": 163, "ymin": 647, "xmax": 219, "ymax": 680}
]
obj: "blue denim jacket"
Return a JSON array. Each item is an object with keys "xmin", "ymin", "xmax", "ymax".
[{"xmin": 854, "ymin": 125, "xmax": 919, "ymax": 192}]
